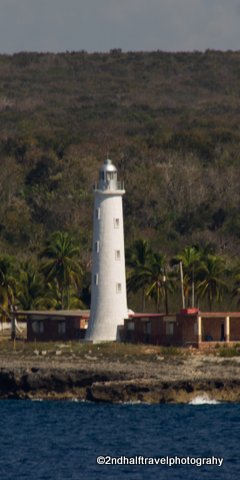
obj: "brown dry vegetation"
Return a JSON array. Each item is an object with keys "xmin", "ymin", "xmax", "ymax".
[{"xmin": 1, "ymin": 50, "xmax": 240, "ymax": 309}]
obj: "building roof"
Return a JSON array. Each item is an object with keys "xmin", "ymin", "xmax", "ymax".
[
  {"xmin": 16, "ymin": 309, "xmax": 90, "ymax": 318},
  {"xmin": 129, "ymin": 311, "xmax": 240, "ymax": 319},
  {"xmin": 198, "ymin": 312, "xmax": 240, "ymax": 318},
  {"xmin": 128, "ymin": 313, "xmax": 165, "ymax": 318}
]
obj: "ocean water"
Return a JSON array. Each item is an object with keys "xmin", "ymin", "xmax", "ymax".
[{"xmin": 0, "ymin": 399, "xmax": 239, "ymax": 480}]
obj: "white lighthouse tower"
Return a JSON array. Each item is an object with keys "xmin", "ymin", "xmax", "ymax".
[{"xmin": 86, "ymin": 158, "xmax": 128, "ymax": 342}]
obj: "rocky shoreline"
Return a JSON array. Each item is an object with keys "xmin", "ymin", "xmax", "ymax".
[{"xmin": 1, "ymin": 352, "xmax": 240, "ymax": 403}]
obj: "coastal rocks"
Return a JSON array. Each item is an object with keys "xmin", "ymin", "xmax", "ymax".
[
  {"xmin": 87, "ymin": 379, "xmax": 240, "ymax": 404},
  {"xmin": 0, "ymin": 371, "xmax": 18, "ymax": 395},
  {"xmin": 1, "ymin": 364, "xmax": 240, "ymax": 403},
  {"xmin": 0, "ymin": 368, "xmax": 117, "ymax": 400}
]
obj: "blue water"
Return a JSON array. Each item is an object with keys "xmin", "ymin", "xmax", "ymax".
[{"xmin": 0, "ymin": 401, "xmax": 239, "ymax": 480}]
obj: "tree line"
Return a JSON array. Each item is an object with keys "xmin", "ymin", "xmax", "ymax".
[
  {"xmin": 126, "ymin": 239, "xmax": 234, "ymax": 313},
  {"xmin": 1, "ymin": 232, "xmax": 240, "ymax": 323}
]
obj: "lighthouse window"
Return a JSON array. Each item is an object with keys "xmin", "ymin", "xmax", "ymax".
[
  {"xmin": 116, "ymin": 283, "xmax": 122, "ymax": 293},
  {"xmin": 94, "ymin": 274, "xmax": 99, "ymax": 285},
  {"xmin": 114, "ymin": 218, "xmax": 120, "ymax": 228},
  {"xmin": 107, "ymin": 172, "xmax": 114, "ymax": 180},
  {"xmin": 96, "ymin": 208, "xmax": 100, "ymax": 220},
  {"xmin": 95, "ymin": 241, "xmax": 100, "ymax": 253},
  {"xmin": 115, "ymin": 250, "xmax": 120, "ymax": 260}
]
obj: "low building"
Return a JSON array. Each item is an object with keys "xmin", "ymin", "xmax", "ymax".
[
  {"xmin": 17, "ymin": 310, "xmax": 89, "ymax": 342},
  {"xmin": 123, "ymin": 309, "xmax": 240, "ymax": 348}
]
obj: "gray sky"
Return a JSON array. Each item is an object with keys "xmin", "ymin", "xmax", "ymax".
[{"xmin": 0, "ymin": 0, "xmax": 239, "ymax": 53}]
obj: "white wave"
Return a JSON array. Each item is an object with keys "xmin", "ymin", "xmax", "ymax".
[
  {"xmin": 189, "ymin": 393, "xmax": 220, "ymax": 405},
  {"xmin": 119, "ymin": 400, "xmax": 148, "ymax": 405},
  {"xmin": 70, "ymin": 398, "xmax": 90, "ymax": 403}
]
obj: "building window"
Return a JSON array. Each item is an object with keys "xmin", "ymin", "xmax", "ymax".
[
  {"xmin": 144, "ymin": 321, "xmax": 151, "ymax": 335},
  {"xmin": 115, "ymin": 250, "xmax": 120, "ymax": 260},
  {"xmin": 116, "ymin": 282, "xmax": 122, "ymax": 293},
  {"xmin": 94, "ymin": 273, "xmax": 99, "ymax": 285},
  {"xmin": 58, "ymin": 321, "xmax": 66, "ymax": 335},
  {"xmin": 127, "ymin": 321, "xmax": 135, "ymax": 331},
  {"xmin": 114, "ymin": 218, "xmax": 120, "ymax": 228},
  {"xmin": 95, "ymin": 241, "xmax": 100, "ymax": 253},
  {"xmin": 194, "ymin": 322, "xmax": 198, "ymax": 335},
  {"xmin": 96, "ymin": 208, "xmax": 100, "ymax": 220},
  {"xmin": 166, "ymin": 322, "xmax": 174, "ymax": 335},
  {"xmin": 32, "ymin": 321, "xmax": 44, "ymax": 334}
]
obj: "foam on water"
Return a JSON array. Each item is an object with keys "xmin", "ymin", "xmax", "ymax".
[{"xmin": 189, "ymin": 393, "xmax": 220, "ymax": 405}]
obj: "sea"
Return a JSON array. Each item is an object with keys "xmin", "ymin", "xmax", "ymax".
[{"xmin": 0, "ymin": 398, "xmax": 239, "ymax": 480}]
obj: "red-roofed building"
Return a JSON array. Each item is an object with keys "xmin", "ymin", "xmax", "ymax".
[
  {"xmin": 16, "ymin": 310, "xmax": 90, "ymax": 342},
  {"xmin": 122, "ymin": 310, "xmax": 240, "ymax": 348}
]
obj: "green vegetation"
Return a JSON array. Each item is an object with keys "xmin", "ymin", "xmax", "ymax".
[
  {"xmin": 1, "ymin": 50, "xmax": 240, "ymax": 314},
  {"xmin": 39, "ymin": 231, "xmax": 82, "ymax": 309},
  {"xmin": 218, "ymin": 345, "xmax": 240, "ymax": 357},
  {"xmin": 127, "ymin": 242, "xmax": 231, "ymax": 312}
]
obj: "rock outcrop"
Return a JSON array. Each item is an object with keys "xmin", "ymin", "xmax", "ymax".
[{"xmin": 1, "ymin": 367, "xmax": 240, "ymax": 403}]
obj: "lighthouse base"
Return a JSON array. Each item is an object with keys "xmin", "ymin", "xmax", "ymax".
[{"xmin": 85, "ymin": 316, "xmax": 126, "ymax": 343}]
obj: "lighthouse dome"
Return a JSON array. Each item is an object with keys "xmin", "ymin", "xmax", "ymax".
[{"xmin": 98, "ymin": 158, "xmax": 118, "ymax": 190}]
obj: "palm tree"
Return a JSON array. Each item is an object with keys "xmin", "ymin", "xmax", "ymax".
[
  {"xmin": 127, "ymin": 241, "xmax": 174, "ymax": 313},
  {"xmin": 172, "ymin": 246, "xmax": 201, "ymax": 308},
  {"xmin": 196, "ymin": 254, "xmax": 228, "ymax": 311},
  {"xmin": 34, "ymin": 280, "xmax": 63, "ymax": 310},
  {"xmin": 126, "ymin": 239, "xmax": 153, "ymax": 311},
  {"xmin": 34, "ymin": 280, "xmax": 86, "ymax": 310},
  {"xmin": 16, "ymin": 261, "xmax": 45, "ymax": 310},
  {"xmin": 39, "ymin": 231, "xmax": 82, "ymax": 309},
  {"xmin": 193, "ymin": 242, "xmax": 216, "ymax": 258},
  {"xmin": 145, "ymin": 253, "xmax": 174, "ymax": 313},
  {"xmin": 229, "ymin": 264, "xmax": 240, "ymax": 307},
  {"xmin": 0, "ymin": 255, "xmax": 18, "ymax": 338}
]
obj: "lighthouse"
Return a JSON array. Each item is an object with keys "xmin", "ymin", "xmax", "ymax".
[{"xmin": 86, "ymin": 158, "xmax": 128, "ymax": 342}]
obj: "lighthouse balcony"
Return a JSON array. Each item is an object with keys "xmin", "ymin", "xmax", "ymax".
[{"xmin": 93, "ymin": 181, "xmax": 125, "ymax": 191}]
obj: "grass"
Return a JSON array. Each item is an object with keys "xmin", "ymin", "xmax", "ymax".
[
  {"xmin": 217, "ymin": 346, "xmax": 240, "ymax": 357},
  {"xmin": 0, "ymin": 337, "xmax": 186, "ymax": 361},
  {"xmin": 3, "ymin": 336, "xmax": 240, "ymax": 360}
]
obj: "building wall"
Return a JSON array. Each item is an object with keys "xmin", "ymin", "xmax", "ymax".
[
  {"xmin": 230, "ymin": 318, "xmax": 240, "ymax": 341},
  {"xmin": 178, "ymin": 315, "xmax": 197, "ymax": 345},
  {"xmin": 201, "ymin": 317, "xmax": 225, "ymax": 341},
  {"xmin": 27, "ymin": 316, "xmax": 87, "ymax": 341},
  {"xmin": 123, "ymin": 313, "xmax": 240, "ymax": 347},
  {"xmin": 124, "ymin": 315, "xmax": 184, "ymax": 346},
  {"xmin": 160, "ymin": 317, "xmax": 182, "ymax": 346}
]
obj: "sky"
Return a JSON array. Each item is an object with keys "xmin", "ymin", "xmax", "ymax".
[{"xmin": 0, "ymin": 0, "xmax": 239, "ymax": 54}]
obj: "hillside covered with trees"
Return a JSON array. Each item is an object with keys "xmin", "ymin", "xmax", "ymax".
[{"xmin": 1, "ymin": 49, "xmax": 240, "ymax": 313}]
